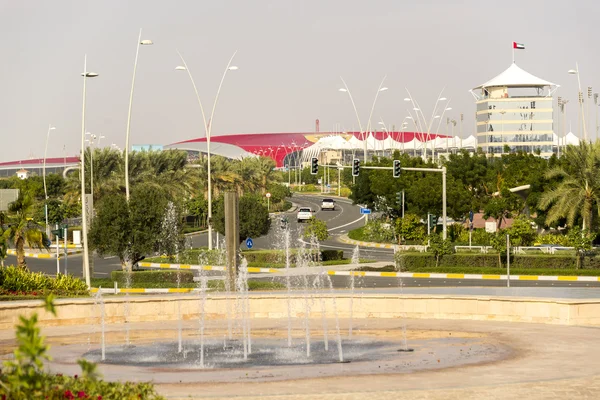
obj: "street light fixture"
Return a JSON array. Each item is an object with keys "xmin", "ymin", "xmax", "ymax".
[
  {"xmin": 339, "ymin": 76, "xmax": 388, "ymax": 163},
  {"xmin": 568, "ymin": 63, "xmax": 588, "ymax": 141},
  {"xmin": 43, "ymin": 125, "xmax": 56, "ymax": 236},
  {"xmin": 125, "ymin": 29, "xmax": 153, "ymax": 202},
  {"xmin": 80, "ymin": 56, "xmax": 98, "ymax": 288},
  {"xmin": 176, "ymin": 50, "xmax": 238, "ymax": 250}
]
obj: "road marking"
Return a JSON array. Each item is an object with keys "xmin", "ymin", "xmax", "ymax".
[
  {"xmin": 138, "ymin": 262, "xmax": 600, "ymax": 283},
  {"xmin": 328, "ymin": 215, "xmax": 366, "ymax": 231}
]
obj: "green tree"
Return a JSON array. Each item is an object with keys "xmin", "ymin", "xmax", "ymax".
[
  {"xmin": 566, "ymin": 227, "xmax": 595, "ymax": 269},
  {"xmin": 2, "ymin": 193, "xmax": 48, "ymax": 269},
  {"xmin": 426, "ymin": 234, "xmax": 454, "ymax": 267},
  {"xmin": 89, "ymin": 184, "xmax": 170, "ymax": 270},
  {"xmin": 395, "ymin": 213, "xmax": 426, "ymax": 243},
  {"xmin": 303, "ymin": 217, "xmax": 330, "ymax": 241},
  {"xmin": 539, "ymin": 142, "xmax": 600, "ymax": 231},
  {"xmin": 506, "ymin": 216, "xmax": 537, "ymax": 246},
  {"xmin": 212, "ymin": 194, "xmax": 271, "ymax": 243},
  {"xmin": 489, "ymin": 231, "xmax": 507, "ymax": 268}
]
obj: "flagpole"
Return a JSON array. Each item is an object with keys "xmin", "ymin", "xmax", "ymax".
[{"xmin": 512, "ymin": 43, "xmax": 515, "ymax": 64}]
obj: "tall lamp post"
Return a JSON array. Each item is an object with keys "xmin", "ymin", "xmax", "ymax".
[
  {"xmin": 568, "ymin": 64, "xmax": 588, "ymax": 141},
  {"xmin": 176, "ymin": 51, "xmax": 238, "ymax": 250},
  {"xmin": 125, "ymin": 29, "xmax": 153, "ymax": 201},
  {"xmin": 339, "ymin": 77, "xmax": 388, "ymax": 163},
  {"xmin": 80, "ymin": 56, "xmax": 98, "ymax": 288},
  {"xmin": 43, "ymin": 124, "xmax": 56, "ymax": 236}
]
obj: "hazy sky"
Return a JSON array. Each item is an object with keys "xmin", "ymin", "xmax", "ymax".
[{"xmin": 1, "ymin": 0, "xmax": 598, "ymax": 162}]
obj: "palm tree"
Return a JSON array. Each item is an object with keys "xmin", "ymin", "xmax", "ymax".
[
  {"xmin": 2, "ymin": 193, "xmax": 48, "ymax": 269},
  {"xmin": 539, "ymin": 142, "xmax": 600, "ymax": 230}
]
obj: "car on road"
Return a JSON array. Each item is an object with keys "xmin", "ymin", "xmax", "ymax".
[
  {"xmin": 321, "ymin": 198, "xmax": 335, "ymax": 211},
  {"xmin": 297, "ymin": 207, "xmax": 314, "ymax": 223}
]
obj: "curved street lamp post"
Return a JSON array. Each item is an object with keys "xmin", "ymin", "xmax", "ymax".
[
  {"xmin": 80, "ymin": 56, "xmax": 98, "ymax": 288},
  {"xmin": 176, "ymin": 51, "xmax": 238, "ymax": 250},
  {"xmin": 43, "ymin": 125, "xmax": 56, "ymax": 236}
]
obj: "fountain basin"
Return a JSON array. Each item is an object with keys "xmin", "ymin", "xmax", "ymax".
[{"xmin": 1, "ymin": 292, "xmax": 600, "ymax": 330}]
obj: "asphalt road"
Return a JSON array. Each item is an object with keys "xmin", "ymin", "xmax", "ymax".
[{"xmin": 6, "ymin": 194, "xmax": 600, "ymax": 288}]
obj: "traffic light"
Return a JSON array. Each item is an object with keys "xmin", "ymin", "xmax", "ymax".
[
  {"xmin": 393, "ymin": 159, "xmax": 401, "ymax": 178},
  {"xmin": 311, "ymin": 157, "xmax": 319, "ymax": 175},
  {"xmin": 352, "ymin": 158, "xmax": 360, "ymax": 176},
  {"xmin": 396, "ymin": 192, "xmax": 402, "ymax": 205},
  {"xmin": 428, "ymin": 214, "xmax": 438, "ymax": 230}
]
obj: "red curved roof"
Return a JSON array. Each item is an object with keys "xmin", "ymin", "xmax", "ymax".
[
  {"xmin": 0, "ymin": 157, "xmax": 80, "ymax": 167},
  {"xmin": 173, "ymin": 131, "xmax": 450, "ymax": 167}
]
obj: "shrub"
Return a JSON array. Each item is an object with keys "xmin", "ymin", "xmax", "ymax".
[
  {"xmin": 0, "ymin": 266, "xmax": 88, "ymax": 296},
  {"xmin": 111, "ymin": 270, "xmax": 194, "ymax": 286},
  {"xmin": 394, "ymin": 252, "xmax": 600, "ymax": 270},
  {"xmin": 339, "ymin": 187, "xmax": 352, "ymax": 198},
  {"xmin": 303, "ymin": 218, "xmax": 330, "ymax": 241},
  {"xmin": 361, "ymin": 219, "xmax": 395, "ymax": 243},
  {"xmin": 396, "ymin": 214, "xmax": 426, "ymax": 243},
  {"xmin": 321, "ymin": 250, "xmax": 344, "ymax": 261},
  {"xmin": 0, "ymin": 295, "xmax": 165, "ymax": 399}
]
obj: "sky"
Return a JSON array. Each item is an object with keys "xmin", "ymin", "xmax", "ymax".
[{"xmin": 0, "ymin": 0, "xmax": 598, "ymax": 162}]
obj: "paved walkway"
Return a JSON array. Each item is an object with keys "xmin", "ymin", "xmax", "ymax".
[
  {"xmin": 4, "ymin": 317, "xmax": 594, "ymax": 399},
  {"xmin": 153, "ymin": 318, "xmax": 600, "ymax": 399}
]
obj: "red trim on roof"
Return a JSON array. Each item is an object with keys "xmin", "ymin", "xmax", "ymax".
[{"xmin": 0, "ymin": 157, "xmax": 80, "ymax": 167}]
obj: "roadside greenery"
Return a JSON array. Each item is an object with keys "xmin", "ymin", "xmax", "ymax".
[
  {"xmin": 0, "ymin": 265, "xmax": 88, "ymax": 297},
  {"xmin": 302, "ymin": 217, "xmax": 330, "ymax": 241},
  {"xmin": 0, "ymin": 295, "xmax": 165, "ymax": 399}
]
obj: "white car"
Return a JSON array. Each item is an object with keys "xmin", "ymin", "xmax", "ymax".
[
  {"xmin": 297, "ymin": 207, "xmax": 314, "ymax": 223},
  {"xmin": 321, "ymin": 198, "xmax": 335, "ymax": 211}
]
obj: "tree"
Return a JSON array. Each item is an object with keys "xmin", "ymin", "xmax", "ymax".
[
  {"xmin": 1, "ymin": 193, "xmax": 48, "ymax": 269},
  {"xmin": 506, "ymin": 216, "xmax": 537, "ymax": 246},
  {"xmin": 212, "ymin": 194, "xmax": 271, "ymax": 243},
  {"xmin": 539, "ymin": 142, "xmax": 600, "ymax": 231},
  {"xmin": 426, "ymin": 234, "xmax": 453, "ymax": 267},
  {"xmin": 303, "ymin": 217, "xmax": 329, "ymax": 241},
  {"xmin": 489, "ymin": 231, "xmax": 507, "ymax": 268},
  {"xmin": 89, "ymin": 184, "xmax": 170, "ymax": 271},
  {"xmin": 395, "ymin": 213, "xmax": 426, "ymax": 243},
  {"xmin": 566, "ymin": 228, "xmax": 595, "ymax": 269}
]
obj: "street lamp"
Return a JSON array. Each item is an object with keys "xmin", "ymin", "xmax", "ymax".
[
  {"xmin": 80, "ymin": 56, "xmax": 98, "ymax": 288},
  {"xmin": 176, "ymin": 50, "xmax": 238, "ymax": 250},
  {"xmin": 339, "ymin": 76, "xmax": 388, "ymax": 163},
  {"xmin": 125, "ymin": 29, "xmax": 153, "ymax": 202},
  {"xmin": 43, "ymin": 125, "xmax": 56, "ymax": 236},
  {"xmin": 568, "ymin": 64, "xmax": 588, "ymax": 141}
]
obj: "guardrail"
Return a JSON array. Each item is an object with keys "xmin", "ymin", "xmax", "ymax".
[{"xmin": 454, "ymin": 246, "xmax": 491, "ymax": 253}]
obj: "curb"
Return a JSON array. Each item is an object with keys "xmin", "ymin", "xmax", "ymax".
[
  {"xmin": 91, "ymin": 288, "xmax": 205, "ymax": 294},
  {"xmin": 339, "ymin": 235, "xmax": 396, "ymax": 249},
  {"xmin": 6, "ymin": 249, "xmax": 84, "ymax": 258},
  {"xmin": 137, "ymin": 261, "xmax": 600, "ymax": 282}
]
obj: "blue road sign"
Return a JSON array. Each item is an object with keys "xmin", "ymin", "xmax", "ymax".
[
  {"xmin": 246, "ymin": 238, "xmax": 254, "ymax": 249},
  {"xmin": 469, "ymin": 210, "xmax": 474, "ymax": 222},
  {"xmin": 360, "ymin": 208, "xmax": 371, "ymax": 215}
]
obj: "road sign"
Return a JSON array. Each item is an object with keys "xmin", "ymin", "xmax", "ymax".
[
  {"xmin": 266, "ymin": 192, "xmax": 271, "ymax": 198},
  {"xmin": 359, "ymin": 208, "xmax": 371, "ymax": 215},
  {"xmin": 469, "ymin": 210, "xmax": 474, "ymax": 222},
  {"xmin": 246, "ymin": 238, "xmax": 254, "ymax": 249}
]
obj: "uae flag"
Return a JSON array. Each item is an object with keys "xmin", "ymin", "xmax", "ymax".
[{"xmin": 513, "ymin": 42, "xmax": 525, "ymax": 49}]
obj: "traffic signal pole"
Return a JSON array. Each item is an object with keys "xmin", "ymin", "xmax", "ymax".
[{"xmin": 323, "ymin": 164, "xmax": 448, "ymax": 240}]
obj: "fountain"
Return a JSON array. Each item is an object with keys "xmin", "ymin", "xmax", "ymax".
[{"xmin": 22, "ymin": 192, "xmax": 516, "ymax": 396}]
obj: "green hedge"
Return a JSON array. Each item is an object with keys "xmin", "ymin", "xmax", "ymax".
[
  {"xmin": 321, "ymin": 250, "xmax": 344, "ymax": 261},
  {"xmin": 110, "ymin": 270, "xmax": 195, "ymax": 286},
  {"xmin": 395, "ymin": 252, "xmax": 600, "ymax": 271}
]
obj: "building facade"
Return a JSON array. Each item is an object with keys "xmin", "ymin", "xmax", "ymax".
[{"xmin": 472, "ymin": 63, "xmax": 558, "ymax": 157}]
